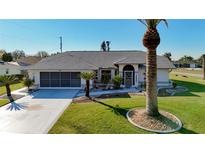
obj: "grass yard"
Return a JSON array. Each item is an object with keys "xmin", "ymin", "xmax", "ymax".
[
  {"xmin": 0, "ymin": 99, "xmax": 8, "ymax": 107},
  {"xmin": 172, "ymin": 68, "xmax": 202, "ymax": 75},
  {"xmin": 49, "ymin": 74, "xmax": 205, "ymax": 134},
  {"xmin": 0, "ymin": 81, "xmax": 24, "ymax": 96}
]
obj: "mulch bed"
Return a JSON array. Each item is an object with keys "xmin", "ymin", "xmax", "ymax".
[
  {"xmin": 73, "ymin": 92, "xmax": 145, "ymax": 103},
  {"xmin": 72, "ymin": 96, "xmax": 93, "ymax": 103},
  {"xmin": 128, "ymin": 109, "xmax": 182, "ymax": 133}
]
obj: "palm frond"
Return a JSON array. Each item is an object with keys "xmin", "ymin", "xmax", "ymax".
[
  {"xmin": 138, "ymin": 19, "xmax": 168, "ymax": 29},
  {"xmin": 138, "ymin": 19, "xmax": 148, "ymax": 27},
  {"xmin": 81, "ymin": 72, "xmax": 96, "ymax": 80},
  {"xmin": 0, "ymin": 75, "xmax": 17, "ymax": 85}
]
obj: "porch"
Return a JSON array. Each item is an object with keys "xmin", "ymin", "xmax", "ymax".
[{"xmin": 93, "ymin": 64, "xmax": 139, "ymax": 89}]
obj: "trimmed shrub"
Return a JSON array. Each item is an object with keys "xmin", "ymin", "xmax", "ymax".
[
  {"xmin": 112, "ymin": 75, "xmax": 122, "ymax": 89},
  {"xmin": 172, "ymin": 82, "xmax": 177, "ymax": 89},
  {"xmin": 23, "ymin": 77, "xmax": 34, "ymax": 91}
]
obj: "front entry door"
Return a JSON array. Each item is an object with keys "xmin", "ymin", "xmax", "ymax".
[{"xmin": 124, "ymin": 71, "xmax": 133, "ymax": 88}]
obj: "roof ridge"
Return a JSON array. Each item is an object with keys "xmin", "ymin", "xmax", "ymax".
[{"xmin": 66, "ymin": 50, "xmax": 145, "ymax": 53}]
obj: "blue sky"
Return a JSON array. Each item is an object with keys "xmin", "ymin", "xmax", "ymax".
[{"xmin": 0, "ymin": 19, "xmax": 205, "ymax": 60}]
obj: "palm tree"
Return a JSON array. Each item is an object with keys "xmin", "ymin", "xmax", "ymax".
[
  {"xmin": 0, "ymin": 75, "xmax": 25, "ymax": 111},
  {"xmin": 101, "ymin": 41, "xmax": 106, "ymax": 51},
  {"xmin": 203, "ymin": 54, "xmax": 205, "ymax": 80},
  {"xmin": 81, "ymin": 72, "xmax": 96, "ymax": 97},
  {"xmin": 106, "ymin": 41, "xmax": 111, "ymax": 51},
  {"xmin": 138, "ymin": 19, "xmax": 168, "ymax": 116},
  {"xmin": 0, "ymin": 75, "xmax": 17, "ymax": 102}
]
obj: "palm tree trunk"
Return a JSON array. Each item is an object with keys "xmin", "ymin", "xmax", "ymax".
[
  {"xmin": 146, "ymin": 49, "xmax": 159, "ymax": 116},
  {"xmin": 85, "ymin": 80, "xmax": 90, "ymax": 97},
  {"xmin": 203, "ymin": 55, "xmax": 205, "ymax": 80},
  {"xmin": 5, "ymin": 84, "xmax": 14, "ymax": 102}
]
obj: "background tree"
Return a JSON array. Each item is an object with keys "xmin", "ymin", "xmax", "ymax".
[
  {"xmin": 81, "ymin": 72, "xmax": 95, "ymax": 97},
  {"xmin": 178, "ymin": 55, "xmax": 194, "ymax": 64},
  {"xmin": 36, "ymin": 51, "xmax": 49, "ymax": 58},
  {"xmin": 203, "ymin": 54, "xmax": 205, "ymax": 80},
  {"xmin": 12, "ymin": 49, "xmax": 25, "ymax": 60},
  {"xmin": 106, "ymin": 41, "xmax": 111, "ymax": 51},
  {"xmin": 101, "ymin": 41, "xmax": 106, "ymax": 51},
  {"xmin": 195, "ymin": 54, "xmax": 204, "ymax": 66},
  {"xmin": 139, "ymin": 19, "xmax": 168, "ymax": 116},
  {"xmin": 163, "ymin": 52, "xmax": 172, "ymax": 61},
  {"xmin": 2, "ymin": 52, "xmax": 13, "ymax": 62},
  {"xmin": 101, "ymin": 41, "xmax": 111, "ymax": 52},
  {"xmin": 0, "ymin": 49, "xmax": 6, "ymax": 59}
]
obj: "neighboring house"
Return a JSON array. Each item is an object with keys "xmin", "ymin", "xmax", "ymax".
[
  {"xmin": 189, "ymin": 63, "xmax": 197, "ymax": 68},
  {"xmin": 26, "ymin": 50, "xmax": 175, "ymax": 89},
  {"xmin": 17, "ymin": 56, "xmax": 42, "ymax": 66},
  {"xmin": 174, "ymin": 62, "xmax": 201, "ymax": 68},
  {"xmin": 0, "ymin": 60, "xmax": 21, "ymax": 75},
  {"xmin": 0, "ymin": 56, "xmax": 42, "ymax": 76}
]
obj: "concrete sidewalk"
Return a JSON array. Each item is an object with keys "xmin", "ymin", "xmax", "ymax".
[
  {"xmin": 76, "ymin": 87, "xmax": 140, "ymax": 97},
  {"xmin": 0, "ymin": 87, "xmax": 27, "ymax": 99},
  {"xmin": 0, "ymin": 89, "xmax": 79, "ymax": 134}
]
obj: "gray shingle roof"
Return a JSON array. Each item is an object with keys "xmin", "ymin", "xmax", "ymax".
[
  {"xmin": 27, "ymin": 50, "xmax": 175, "ymax": 70},
  {"xmin": 17, "ymin": 56, "xmax": 42, "ymax": 66}
]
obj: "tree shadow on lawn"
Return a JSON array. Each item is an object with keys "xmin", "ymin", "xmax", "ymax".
[
  {"xmin": 92, "ymin": 98, "xmax": 129, "ymax": 118},
  {"xmin": 92, "ymin": 98, "xmax": 199, "ymax": 134},
  {"xmin": 178, "ymin": 127, "xmax": 198, "ymax": 134},
  {"xmin": 172, "ymin": 79, "xmax": 205, "ymax": 97},
  {"xmin": 96, "ymin": 92, "xmax": 131, "ymax": 99}
]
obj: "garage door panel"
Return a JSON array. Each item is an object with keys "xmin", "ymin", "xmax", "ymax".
[
  {"xmin": 61, "ymin": 72, "xmax": 70, "ymax": 79},
  {"xmin": 70, "ymin": 79, "xmax": 81, "ymax": 87},
  {"xmin": 40, "ymin": 72, "xmax": 49, "ymax": 80},
  {"xmin": 40, "ymin": 72, "xmax": 81, "ymax": 87},
  {"xmin": 71, "ymin": 72, "xmax": 80, "ymax": 79},
  {"xmin": 51, "ymin": 80, "xmax": 60, "ymax": 87},
  {"xmin": 40, "ymin": 80, "xmax": 50, "ymax": 87},
  {"xmin": 61, "ymin": 80, "xmax": 70, "ymax": 87},
  {"xmin": 51, "ymin": 72, "xmax": 60, "ymax": 79}
]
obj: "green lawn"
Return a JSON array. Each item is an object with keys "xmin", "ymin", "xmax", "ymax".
[
  {"xmin": 0, "ymin": 81, "xmax": 24, "ymax": 96},
  {"xmin": 49, "ymin": 74, "xmax": 205, "ymax": 134},
  {"xmin": 0, "ymin": 99, "xmax": 8, "ymax": 107}
]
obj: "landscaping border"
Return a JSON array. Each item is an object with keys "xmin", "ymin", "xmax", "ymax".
[{"xmin": 126, "ymin": 108, "xmax": 183, "ymax": 134}]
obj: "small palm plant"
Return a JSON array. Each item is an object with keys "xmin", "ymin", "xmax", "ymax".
[
  {"xmin": 0, "ymin": 75, "xmax": 25, "ymax": 111},
  {"xmin": 81, "ymin": 72, "xmax": 95, "ymax": 97},
  {"xmin": 0, "ymin": 75, "xmax": 17, "ymax": 102},
  {"xmin": 138, "ymin": 19, "xmax": 168, "ymax": 116}
]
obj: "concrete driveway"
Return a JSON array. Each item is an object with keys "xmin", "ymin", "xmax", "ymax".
[{"xmin": 0, "ymin": 89, "xmax": 79, "ymax": 134}]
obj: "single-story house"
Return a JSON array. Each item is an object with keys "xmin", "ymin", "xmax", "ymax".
[
  {"xmin": 0, "ymin": 61, "xmax": 21, "ymax": 75},
  {"xmin": 26, "ymin": 50, "xmax": 175, "ymax": 89},
  {"xmin": 0, "ymin": 56, "xmax": 42, "ymax": 76},
  {"xmin": 17, "ymin": 56, "xmax": 42, "ymax": 66}
]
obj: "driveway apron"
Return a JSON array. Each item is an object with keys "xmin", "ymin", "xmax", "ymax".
[{"xmin": 0, "ymin": 89, "xmax": 79, "ymax": 134}]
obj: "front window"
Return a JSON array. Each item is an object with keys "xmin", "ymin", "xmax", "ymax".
[{"xmin": 101, "ymin": 70, "xmax": 111, "ymax": 84}]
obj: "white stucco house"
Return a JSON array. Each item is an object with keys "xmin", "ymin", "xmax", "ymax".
[
  {"xmin": 26, "ymin": 50, "xmax": 175, "ymax": 89},
  {"xmin": 0, "ymin": 56, "xmax": 42, "ymax": 76},
  {"xmin": 0, "ymin": 61, "xmax": 21, "ymax": 75}
]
